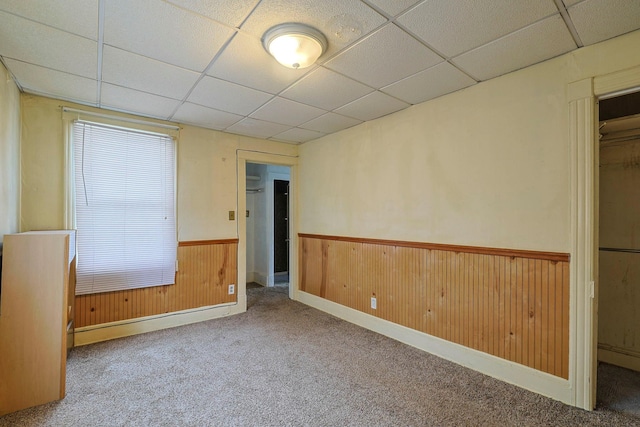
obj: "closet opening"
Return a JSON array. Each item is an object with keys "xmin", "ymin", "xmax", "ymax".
[{"xmin": 596, "ymin": 89, "xmax": 640, "ymax": 416}]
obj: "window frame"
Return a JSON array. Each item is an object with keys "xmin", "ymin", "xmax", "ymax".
[{"xmin": 63, "ymin": 109, "xmax": 179, "ymax": 296}]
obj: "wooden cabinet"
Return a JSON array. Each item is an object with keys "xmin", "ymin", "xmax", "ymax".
[{"xmin": 0, "ymin": 230, "xmax": 76, "ymax": 415}]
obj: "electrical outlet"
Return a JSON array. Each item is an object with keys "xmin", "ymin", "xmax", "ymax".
[
  {"xmin": 371, "ymin": 296, "xmax": 377, "ymax": 310},
  {"xmin": 228, "ymin": 284, "xmax": 235, "ymax": 295}
]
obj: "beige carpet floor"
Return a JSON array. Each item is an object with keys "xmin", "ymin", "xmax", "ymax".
[{"xmin": 1, "ymin": 285, "xmax": 639, "ymax": 426}]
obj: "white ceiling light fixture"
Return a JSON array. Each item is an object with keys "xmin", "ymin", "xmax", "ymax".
[{"xmin": 262, "ymin": 23, "xmax": 327, "ymax": 69}]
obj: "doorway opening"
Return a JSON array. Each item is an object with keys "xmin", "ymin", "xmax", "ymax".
[
  {"xmin": 596, "ymin": 90, "xmax": 640, "ymax": 416},
  {"xmin": 273, "ymin": 179, "xmax": 289, "ymax": 285},
  {"xmin": 245, "ymin": 163, "xmax": 291, "ymax": 288}
]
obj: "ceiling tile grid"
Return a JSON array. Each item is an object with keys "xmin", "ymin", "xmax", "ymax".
[
  {"xmin": 397, "ymin": 0, "xmax": 559, "ymax": 58},
  {"xmin": 100, "ymin": 83, "xmax": 182, "ymax": 120},
  {"xmin": 206, "ymin": 31, "xmax": 311, "ymax": 94},
  {"xmin": 300, "ymin": 112, "xmax": 363, "ymax": 134},
  {"xmin": 567, "ymin": 0, "xmax": 640, "ymax": 46},
  {"xmin": 164, "ymin": 0, "xmax": 261, "ymax": 28},
  {"xmin": 280, "ymin": 67, "xmax": 374, "ymax": 111},
  {"xmin": 101, "ymin": 46, "xmax": 202, "ymax": 101},
  {"xmin": 324, "ymin": 23, "xmax": 444, "ymax": 89},
  {"xmin": 381, "ymin": 62, "xmax": 477, "ymax": 105},
  {"xmin": 335, "ymin": 90, "xmax": 410, "ymax": 122},
  {"xmin": 272, "ymin": 127, "xmax": 326, "ymax": 144},
  {"xmin": 562, "ymin": 0, "xmax": 584, "ymax": 6},
  {"xmin": 0, "ymin": 11, "xmax": 97, "ymax": 78},
  {"xmin": 452, "ymin": 15, "xmax": 578, "ymax": 81},
  {"xmin": 0, "ymin": 0, "xmax": 99, "ymax": 40},
  {"xmin": 103, "ymin": 0, "xmax": 235, "ymax": 72},
  {"xmin": 364, "ymin": 0, "xmax": 423, "ymax": 17},
  {"xmin": 1, "ymin": 0, "xmax": 639, "ymax": 144},
  {"xmin": 172, "ymin": 102, "xmax": 244, "ymax": 130},
  {"xmin": 3, "ymin": 58, "xmax": 98, "ymax": 105},
  {"xmin": 250, "ymin": 97, "xmax": 327, "ymax": 127},
  {"xmin": 187, "ymin": 76, "xmax": 274, "ymax": 116},
  {"xmin": 226, "ymin": 117, "xmax": 291, "ymax": 140}
]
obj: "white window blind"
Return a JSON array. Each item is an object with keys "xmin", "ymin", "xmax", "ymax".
[{"xmin": 73, "ymin": 121, "xmax": 176, "ymax": 295}]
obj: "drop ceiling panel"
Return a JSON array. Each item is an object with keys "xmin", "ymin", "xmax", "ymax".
[
  {"xmin": 568, "ymin": 0, "xmax": 640, "ymax": 46},
  {"xmin": 382, "ymin": 62, "xmax": 477, "ymax": 105},
  {"xmin": 102, "ymin": 46, "xmax": 201, "ymax": 101},
  {"xmin": 272, "ymin": 127, "xmax": 325, "ymax": 143},
  {"xmin": 165, "ymin": 0, "xmax": 260, "ymax": 27},
  {"xmin": 0, "ymin": 11, "xmax": 97, "ymax": 78},
  {"xmin": 3, "ymin": 0, "xmax": 640, "ymax": 144},
  {"xmin": 397, "ymin": 0, "xmax": 559, "ymax": 57},
  {"xmin": 280, "ymin": 67, "xmax": 374, "ymax": 111},
  {"xmin": 0, "ymin": 0, "xmax": 98, "ymax": 40},
  {"xmin": 172, "ymin": 102, "xmax": 243, "ymax": 130},
  {"xmin": 250, "ymin": 97, "xmax": 326, "ymax": 126},
  {"xmin": 207, "ymin": 32, "xmax": 309, "ymax": 94},
  {"xmin": 104, "ymin": 0, "xmax": 235, "ymax": 72},
  {"xmin": 335, "ymin": 91, "xmax": 409, "ymax": 121},
  {"xmin": 240, "ymin": 0, "xmax": 387, "ymax": 58},
  {"xmin": 300, "ymin": 112, "xmax": 362, "ymax": 133},
  {"xmin": 226, "ymin": 118, "xmax": 291, "ymax": 139},
  {"xmin": 3, "ymin": 59, "xmax": 97, "ymax": 105},
  {"xmin": 187, "ymin": 76, "xmax": 273, "ymax": 116},
  {"xmin": 325, "ymin": 24, "xmax": 443, "ymax": 88},
  {"xmin": 101, "ymin": 84, "xmax": 181, "ymax": 120},
  {"xmin": 365, "ymin": 0, "xmax": 422, "ymax": 17},
  {"xmin": 453, "ymin": 15, "xmax": 577, "ymax": 81}
]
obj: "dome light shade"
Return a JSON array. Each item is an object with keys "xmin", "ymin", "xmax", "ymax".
[{"xmin": 262, "ymin": 23, "xmax": 327, "ymax": 69}]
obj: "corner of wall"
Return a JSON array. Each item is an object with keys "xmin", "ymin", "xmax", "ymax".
[{"xmin": 0, "ymin": 61, "xmax": 21, "ymax": 241}]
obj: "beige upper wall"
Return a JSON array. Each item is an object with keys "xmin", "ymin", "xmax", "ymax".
[
  {"xmin": 19, "ymin": 95, "xmax": 297, "ymax": 241},
  {"xmin": 299, "ymin": 30, "xmax": 640, "ymax": 253},
  {"xmin": 0, "ymin": 61, "xmax": 20, "ymax": 244},
  {"xmin": 20, "ymin": 95, "xmax": 65, "ymax": 232},
  {"xmin": 176, "ymin": 124, "xmax": 296, "ymax": 241}
]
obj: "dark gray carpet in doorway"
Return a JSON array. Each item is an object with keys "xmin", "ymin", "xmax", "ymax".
[
  {"xmin": 597, "ymin": 362, "xmax": 640, "ymax": 418},
  {"xmin": 246, "ymin": 281, "xmax": 262, "ymax": 289},
  {"xmin": 1, "ymin": 286, "xmax": 638, "ymax": 426}
]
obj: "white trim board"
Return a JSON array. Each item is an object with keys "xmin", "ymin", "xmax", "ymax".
[
  {"xmin": 237, "ymin": 150, "xmax": 298, "ymax": 302},
  {"xmin": 568, "ymin": 78, "xmax": 597, "ymax": 410},
  {"xmin": 74, "ymin": 296, "xmax": 246, "ymax": 346},
  {"xmin": 567, "ymin": 64, "xmax": 640, "ymax": 410},
  {"xmin": 295, "ymin": 291, "xmax": 573, "ymax": 405},
  {"xmin": 598, "ymin": 347, "xmax": 640, "ymax": 373}
]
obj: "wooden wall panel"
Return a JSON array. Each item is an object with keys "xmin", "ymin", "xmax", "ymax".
[
  {"xmin": 299, "ymin": 237, "xmax": 322, "ymax": 296},
  {"xmin": 75, "ymin": 240, "xmax": 237, "ymax": 328},
  {"xmin": 299, "ymin": 234, "xmax": 570, "ymax": 379}
]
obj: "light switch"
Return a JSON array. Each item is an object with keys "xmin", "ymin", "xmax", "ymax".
[{"xmin": 229, "ymin": 211, "xmax": 235, "ymax": 220}]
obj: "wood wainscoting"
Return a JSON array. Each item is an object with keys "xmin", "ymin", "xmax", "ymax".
[
  {"xmin": 75, "ymin": 239, "xmax": 238, "ymax": 328},
  {"xmin": 299, "ymin": 234, "xmax": 570, "ymax": 379}
]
